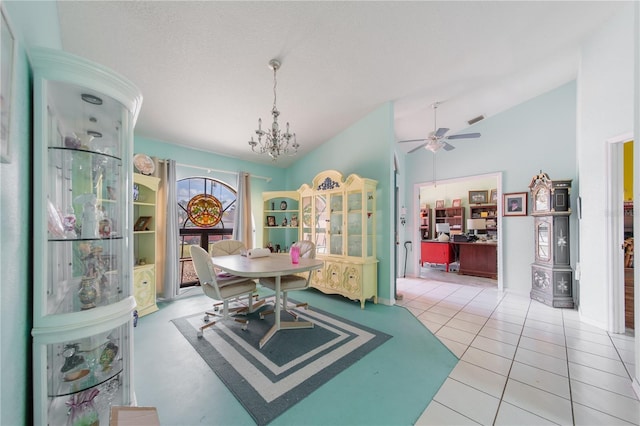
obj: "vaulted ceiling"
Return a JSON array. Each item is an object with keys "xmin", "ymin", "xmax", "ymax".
[{"xmin": 52, "ymin": 1, "xmax": 626, "ymax": 167}]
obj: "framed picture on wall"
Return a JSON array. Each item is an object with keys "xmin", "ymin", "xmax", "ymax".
[
  {"xmin": 490, "ymin": 189, "xmax": 498, "ymax": 204},
  {"xmin": 503, "ymin": 192, "xmax": 528, "ymax": 216},
  {"xmin": 134, "ymin": 216, "xmax": 152, "ymax": 231},
  {"xmin": 469, "ymin": 190, "xmax": 488, "ymax": 204}
]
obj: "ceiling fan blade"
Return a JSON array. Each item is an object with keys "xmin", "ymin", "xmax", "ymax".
[
  {"xmin": 442, "ymin": 142, "xmax": 455, "ymax": 151},
  {"xmin": 407, "ymin": 142, "xmax": 429, "ymax": 153},
  {"xmin": 447, "ymin": 132, "xmax": 481, "ymax": 140},
  {"xmin": 434, "ymin": 127, "xmax": 450, "ymax": 138},
  {"xmin": 398, "ymin": 138, "xmax": 428, "ymax": 144}
]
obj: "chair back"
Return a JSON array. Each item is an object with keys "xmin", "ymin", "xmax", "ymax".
[
  {"xmin": 293, "ymin": 240, "xmax": 316, "ymax": 259},
  {"xmin": 190, "ymin": 245, "xmax": 222, "ymax": 300},
  {"xmin": 210, "ymin": 239, "xmax": 247, "ymax": 256}
]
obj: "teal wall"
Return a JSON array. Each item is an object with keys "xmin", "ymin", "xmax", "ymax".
[
  {"xmin": 404, "ymin": 81, "xmax": 578, "ymax": 296},
  {"xmin": 134, "ymin": 136, "xmax": 286, "ymax": 250},
  {"xmin": 0, "ymin": 18, "xmax": 33, "ymax": 426},
  {"xmin": 286, "ymin": 102, "xmax": 395, "ymax": 302}
]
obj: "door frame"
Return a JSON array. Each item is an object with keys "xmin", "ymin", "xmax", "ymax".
[
  {"xmin": 412, "ymin": 171, "xmax": 503, "ymax": 293},
  {"xmin": 606, "ymin": 132, "xmax": 633, "ymax": 333}
]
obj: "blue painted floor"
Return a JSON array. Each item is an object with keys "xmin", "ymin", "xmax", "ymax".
[{"xmin": 133, "ymin": 285, "xmax": 457, "ymax": 426}]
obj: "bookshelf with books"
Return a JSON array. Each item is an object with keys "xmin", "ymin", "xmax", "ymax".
[
  {"xmin": 469, "ymin": 204, "xmax": 498, "ymax": 237},
  {"xmin": 434, "ymin": 207, "xmax": 465, "ymax": 235}
]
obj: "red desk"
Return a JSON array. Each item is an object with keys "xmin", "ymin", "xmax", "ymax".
[{"xmin": 421, "ymin": 241, "xmax": 455, "ymax": 272}]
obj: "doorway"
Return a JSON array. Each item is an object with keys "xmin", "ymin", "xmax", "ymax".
[
  {"xmin": 607, "ymin": 133, "xmax": 635, "ymax": 333},
  {"xmin": 412, "ymin": 172, "xmax": 503, "ymax": 292}
]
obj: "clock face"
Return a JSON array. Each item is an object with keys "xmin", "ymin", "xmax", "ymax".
[{"xmin": 535, "ymin": 188, "xmax": 549, "ymax": 212}]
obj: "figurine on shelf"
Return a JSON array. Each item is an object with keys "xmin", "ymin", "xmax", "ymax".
[
  {"xmin": 281, "ymin": 217, "xmax": 288, "ymax": 227},
  {"xmin": 60, "ymin": 344, "xmax": 85, "ymax": 373},
  {"xmin": 75, "ymin": 194, "xmax": 100, "ymax": 239},
  {"xmin": 99, "ymin": 341, "xmax": 118, "ymax": 372},
  {"xmin": 63, "ymin": 204, "xmax": 77, "ymax": 238}
]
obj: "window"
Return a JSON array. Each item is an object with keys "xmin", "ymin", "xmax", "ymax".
[{"xmin": 177, "ymin": 177, "xmax": 237, "ymax": 287}]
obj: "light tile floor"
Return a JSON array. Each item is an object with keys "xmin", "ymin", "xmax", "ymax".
[{"xmin": 396, "ymin": 270, "xmax": 639, "ymax": 425}]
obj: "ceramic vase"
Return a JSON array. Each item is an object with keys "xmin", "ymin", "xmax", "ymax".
[{"xmin": 78, "ymin": 277, "xmax": 97, "ymax": 310}]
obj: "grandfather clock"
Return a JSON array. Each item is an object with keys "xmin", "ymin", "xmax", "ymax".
[{"xmin": 528, "ymin": 171, "xmax": 574, "ymax": 308}]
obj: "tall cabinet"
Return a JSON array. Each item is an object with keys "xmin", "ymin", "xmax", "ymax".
[
  {"xmin": 133, "ymin": 173, "xmax": 160, "ymax": 317},
  {"xmin": 528, "ymin": 172, "xmax": 574, "ymax": 308},
  {"xmin": 31, "ymin": 48, "xmax": 142, "ymax": 425},
  {"xmin": 298, "ymin": 170, "xmax": 378, "ymax": 308}
]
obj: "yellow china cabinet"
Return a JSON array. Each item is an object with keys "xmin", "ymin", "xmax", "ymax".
[
  {"xmin": 133, "ymin": 172, "xmax": 160, "ymax": 317},
  {"xmin": 298, "ymin": 170, "xmax": 378, "ymax": 308}
]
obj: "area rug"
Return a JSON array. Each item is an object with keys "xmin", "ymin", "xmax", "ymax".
[{"xmin": 172, "ymin": 301, "xmax": 392, "ymax": 425}]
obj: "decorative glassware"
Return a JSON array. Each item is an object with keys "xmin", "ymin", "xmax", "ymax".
[
  {"xmin": 66, "ymin": 388, "xmax": 100, "ymax": 426},
  {"xmin": 290, "ymin": 245, "xmax": 300, "ymax": 264}
]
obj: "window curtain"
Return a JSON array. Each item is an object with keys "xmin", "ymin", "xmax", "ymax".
[
  {"xmin": 156, "ymin": 158, "xmax": 179, "ymax": 300},
  {"xmin": 232, "ymin": 171, "xmax": 253, "ymax": 249}
]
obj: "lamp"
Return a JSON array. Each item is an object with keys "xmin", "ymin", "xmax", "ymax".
[
  {"xmin": 425, "ymin": 140, "xmax": 446, "ymax": 153},
  {"xmin": 466, "ymin": 218, "xmax": 487, "ymax": 236},
  {"xmin": 249, "ymin": 59, "xmax": 299, "ymax": 161},
  {"xmin": 435, "ymin": 223, "xmax": 450, "ymax": 241}
]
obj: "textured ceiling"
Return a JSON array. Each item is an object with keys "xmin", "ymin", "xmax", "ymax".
[{"xmin": 56, "ymin": 1, "xmax": 626, "ymax": 167}]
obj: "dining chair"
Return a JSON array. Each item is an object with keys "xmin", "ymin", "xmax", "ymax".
[
  {"xmin": 190, "ymin": 245, "xmax": 258, "ymax": 337},
  {"xmin": 209, "ymin": 239, "xmax": 265, "ymax": 310},
  {"xmin": 259, "ymin": 240, "xmax": 316, "ymax": 321},
  {"xmin": 210, "ymin": 239, "xmax": 247, "ymax": 256}
]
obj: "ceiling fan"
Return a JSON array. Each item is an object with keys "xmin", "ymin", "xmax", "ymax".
[{"xmin": 398, "ymin": 102, "xmax": 481, "ymax": 153}]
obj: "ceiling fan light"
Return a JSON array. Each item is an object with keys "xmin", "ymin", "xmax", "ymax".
[{"xmin": 425, "ymin": 140, "xmax": 443, "ymax": 153}]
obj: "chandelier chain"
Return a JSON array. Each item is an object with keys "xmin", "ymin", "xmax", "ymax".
[{"xmin": 272, "ymin": 66, "xmax": 277, "ymax": 112}]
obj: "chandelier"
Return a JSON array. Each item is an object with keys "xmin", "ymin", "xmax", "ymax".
[{"xmin": 249, "ymin": 59, "xmax": 299, "ymax": 160}]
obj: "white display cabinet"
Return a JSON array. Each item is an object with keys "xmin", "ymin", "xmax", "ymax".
[{"xmin": 30, "ymin": 47, "xmax": 142, "ymax": 425}]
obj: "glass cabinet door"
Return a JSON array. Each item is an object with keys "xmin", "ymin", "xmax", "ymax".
[
  {"xmin": 35, "ymin": 321, "xmax": 131, "ymax": 426},
  {"xmin": 328, "ymin": 193, "xmax": 344, "ymax": 255},
  {"xmin": 366, "ymin": 189, "xmax": 375, "ymax": 257},
  {"xmin": 40, "ymin": 80, "xmax": 132, "ymax": 320},
  {"xmin": 536, "ymin": 219, "xmax": 551, "ymax": 261},
  {"xmin": 301, "ymin": 195, "xmax": 313, "ymax": 243},
  {"xmin": 314, "ymin": 194, "xmax": 328, "ymax": 254},
  {"xmin": 347, "ymin": 190, "xmax": 363, "ymax": 257}
]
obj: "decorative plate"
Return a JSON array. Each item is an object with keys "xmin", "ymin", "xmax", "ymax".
[{"xmin": 133, "ymin": 153, "xmax": 155, "ymax": 175}]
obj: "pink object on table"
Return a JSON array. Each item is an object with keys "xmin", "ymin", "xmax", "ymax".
[{"xmin": 290, "ymin": 245, "xmax": 300, "ymax": 264}]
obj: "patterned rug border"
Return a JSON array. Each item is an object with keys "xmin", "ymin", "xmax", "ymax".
[{"xmin": 172, "ymin": 302, "xmax": 392, "ymax": 425}]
